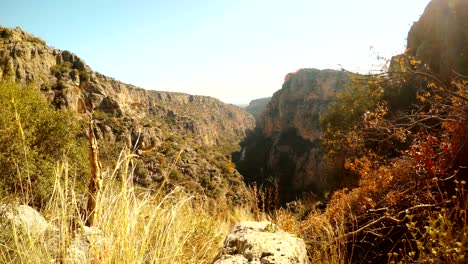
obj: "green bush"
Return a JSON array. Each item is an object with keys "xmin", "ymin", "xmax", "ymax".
[
  {"xmin": 28, "ymin": 36, "xmax": 46, "ymax": 45},
  {"xmin": 0, "ymin": 81, "xmax": 89, "ymax": 206},
  {"xmin": 79, "ymin": 69, "xmax": 90, "ymax": 82},
  {"xmin": 320, "ymin": 74, "xmax": 383, "ymax": 136},
  {"xmin": 50, "ymin": 61, "xmax": 72, "ymax": 79}
]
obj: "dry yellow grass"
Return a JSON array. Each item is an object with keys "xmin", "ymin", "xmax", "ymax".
[{"xmin": 0, "ymin": 150, "xmax": 253, "ymax": 264}]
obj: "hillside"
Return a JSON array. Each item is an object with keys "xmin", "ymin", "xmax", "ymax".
[{"xmin": 0, "ymin": 25, "xmax": 255, "ymax": 208}]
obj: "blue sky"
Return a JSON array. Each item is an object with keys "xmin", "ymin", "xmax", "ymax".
[{"xmin": 1, "ymin": 0, "xmax": 431, "ymax": 104}]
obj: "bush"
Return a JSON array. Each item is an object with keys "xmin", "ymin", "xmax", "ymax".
[
  {"xmin": 309, "ymin": 62, "xmax": 468, "ymax": 263},
  {"xmin": 320, "ymin": 73, "xmax": 384, "ymax": 156},
  {"xmin": 0, "ymin": 81, "xmax": 89, "ymax": 206},
  {"xmin": 28, "ymin": 36, "xmax": 46, "ymax": 45},
  {"xmin": 50, "ymin": 61, "xmax": 72, "ymax": 79},
  {"xmin": 0, "ymin": 28, "xmax": 13, "ymax": 38}
]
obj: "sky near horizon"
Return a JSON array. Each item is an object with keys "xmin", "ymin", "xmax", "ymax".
[{"xmin": 1, "ymin": 0, "xmax": 431, "ymax": 104}]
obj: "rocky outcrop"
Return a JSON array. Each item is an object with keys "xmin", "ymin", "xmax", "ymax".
[
  {"xmin": 213, "ymin": 221, "xmax": 309, "ymax": 264},
  {"xmin": 245, "ymin": 97, "xmax": 271, "ymax": 122},
  {"xmin": 407, "ymin": 0, "xmax": 468, "ymax": 79},
  {"xmin": 0, "ymin": 203, "xmax": 104, "ymax": 263},
  {"xmin": 0, "ymin": 204, "xmax": 49, "ymax": 236},
  {"xmin": 0, "ymin": 26, "xmax": 254, "ymax": 207},
  {"xmin": 64, "ymin": 225, "xmax": 105, "ymax": 263},
  {"xmin": 236, "ymin": 69, "xmax": 349, "ymax": 202},
  {"xmin": 261, "ymin": 69, "xmax": 348, "ymax": 141}
]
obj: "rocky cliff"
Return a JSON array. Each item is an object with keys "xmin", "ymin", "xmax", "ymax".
[
  {"xmin": 0, "ymin": 26, "xmax": 255, "ymax": 207},
  {"xmin": 244, "ymin": 97, "xmax": 271, "ymax": 122},
  {"xmin": 407, "ymin": 0, "xmax": 468, "ymax": 79},
  {"xmin": 236, "ymin": 69, "xmax": 350, "ymax": 202}
]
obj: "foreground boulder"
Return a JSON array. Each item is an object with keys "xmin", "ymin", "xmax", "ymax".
[
  {"xmin": 63, "ymin": 225, "xmax": 104, "ymax": 264},
  {"xmin": 213, "ymin": 221, "xmax": 309, "ymax": 264},
  {"xmin": 0, "ymin": 203, "xmax": 103, "ymax": 263},
  {"xmin": 0, "ymin": 204, "xmax": 49, "ymax": 236}
]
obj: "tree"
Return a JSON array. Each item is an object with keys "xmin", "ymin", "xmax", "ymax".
[{"xmin": 0, "ymin": 81, "xmax": 89, "ymax": 206}]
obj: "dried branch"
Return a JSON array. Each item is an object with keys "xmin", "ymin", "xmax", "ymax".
[{"xmin": 86, "ymin": 114, "xmax": 103, "ymax": 226}]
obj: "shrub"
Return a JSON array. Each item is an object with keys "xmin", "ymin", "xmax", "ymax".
[
  {"xmin": 28, "ymin": 36, "xmax": 46, "ymax": 45},
  {"xmin": 0, "ymin": 81, "xmax": 89, "ymax": 206},
  {"xmin": 50, "ymin": 61, "xmax": 72, "ymax": 79},
  {"xmin": 314, "ymin": 60, "xmax": 468, "ymax": 263},
  {"xmin": 0, "ymin": 28, "xmax": 13, "ymax": 38}
]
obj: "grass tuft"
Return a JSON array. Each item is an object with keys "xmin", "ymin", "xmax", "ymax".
[{"xmin": 0, "ymin": 150, "xmax": 253, "ymax": 263}]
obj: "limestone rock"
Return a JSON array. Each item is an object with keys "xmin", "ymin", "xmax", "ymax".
[
  {"xmin": 0, "ymin": 204, "xmax": 105, "ymax": 264},
  {"xmin": 213, "ymin": 221, "xmax": 309, "ymax": 264},
  {"xmin": 245, "ymin": 97, "xmax": 271, "ymax": 122},
  {"xmin": 64, "ymin": 226, "xmax": 105, "ymax": 264},
  {"xmin": 0, "ymin": 204, "xmax": 49, "ymax": 236},
  {"xmin": 261, "ymin": 69, "xmax": 348, "ymax": 141}
]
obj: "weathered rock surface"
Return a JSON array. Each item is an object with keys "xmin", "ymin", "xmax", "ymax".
[
  {"xmin": 0, "ymin": 204, "xmax": 49, "ymax": 236},
  {"xmin": 236, "ymin": 69, "xmax": 349, "ymax": 202},
  {"xmin": 407, "ymin": 0, "xmax": 468, "ymax": 79},
  {"xmin": 213, "ymin": 221, "xmax": 309, "ymax": 264},
  {"xmin": 64, "ymin": 226, "xmax": 105, "ymax": 264},
  {"xmin": 245, "ymin": 97, "xmax": 271, "ymax": 122},
  {"xmin": 0, "ymin": 203, "xmax": 103, "ymax": 263}
]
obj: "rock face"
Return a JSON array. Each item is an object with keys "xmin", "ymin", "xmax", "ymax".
[
  {"xmin": 213, "ymin": 221, "xmax": 309, "ymax": 264},
  {"xmin": 0, "ymin": 26, "xmax": 255, "ymax": 207},
  {"xmin": 261, "ymin": 69, "xmax": 348, "ymax": 141},
  {"xmin": 0, "ymin": 204, "xmax": 49, "ymax": 236},
  {"xmin": 407, "ymin": 0, "xmax": 468, "ymax": 79},
  {"xmin": 0, "ymin": 203, "xmax": 104, "ymax": 263},
  {"xmin": 245, "ymin": 97, "xmax": 271, "ymax": 122},
  {"xmin": 236, "ymin": 69, "xmax": 349, "ymax": 202}
]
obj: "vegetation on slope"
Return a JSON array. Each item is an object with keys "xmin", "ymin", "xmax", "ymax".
[
  {"xmin": 0, "ymin": 81, "xmax": 89, "ymax": 207},
  {"xmin": 0, "ymin": 81, "xmax": 254, "ymax": 263},
  {"xmin": 0, "ymin": 79, "xmax": 256, "ymax": 263},
  {"xmin": 273, "ymin": 53, "xmax": 467, "ymax": 263},
  {"xmin": 0, "ymin": 25, "xmax": 254, "ymax": 210}
]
